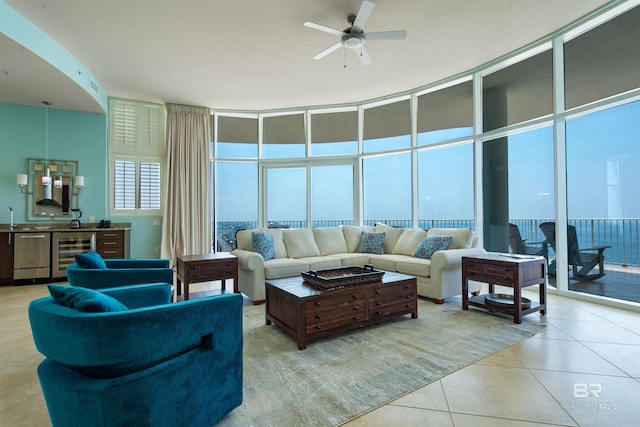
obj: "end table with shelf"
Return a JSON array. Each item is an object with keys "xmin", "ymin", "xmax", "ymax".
[
  {"xmin": 176, "ymin": 253, "xmax": 238, "ymax": 301},
  {"xmin": 462, "ymin": 253, "xmax": 546, "ymax": 323}
]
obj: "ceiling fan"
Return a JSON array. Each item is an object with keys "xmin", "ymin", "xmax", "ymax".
[{"xmin": 303, "ymin": 0, "xmax": 407, "ymax": 65}]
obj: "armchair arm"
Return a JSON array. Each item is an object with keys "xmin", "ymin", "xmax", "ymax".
[
  {"xmin": 105, "ymin": 259, "xmax": 171, "ymax": 269},
  {"xmin": 100, "ymin": 283, "xmax": 173, "ymax": 309}
]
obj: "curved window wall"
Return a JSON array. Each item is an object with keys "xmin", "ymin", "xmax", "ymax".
[{"xmin": 212, "ymin": 1, "xmax": 640, "ymax": 308}]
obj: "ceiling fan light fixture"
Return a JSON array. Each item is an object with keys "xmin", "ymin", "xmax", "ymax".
[{"xmin": 342, "ymin": 33, "xmax": 364, "ymax": 49}]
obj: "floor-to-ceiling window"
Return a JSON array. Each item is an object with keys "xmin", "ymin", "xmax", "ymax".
[{"xmin": 209, "ymin": 2, "xmax": 640, "ymax": 310}]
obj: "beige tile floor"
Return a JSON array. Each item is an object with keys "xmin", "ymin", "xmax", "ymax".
[{"xmin": 2, "ymin": 283, "xmax": 639, "ymax": 427}]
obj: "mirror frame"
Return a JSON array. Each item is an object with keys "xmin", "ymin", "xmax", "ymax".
[{"xmin": 26, "ymin": 158, "xmax": 79, "ymax": 218}]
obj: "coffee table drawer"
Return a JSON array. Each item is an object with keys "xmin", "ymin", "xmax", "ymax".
[
  {"xmin": 369, "ymin": 300, "xmax": 416, "ymax": 320},
  {"xmin": 306, "ymin": 303, "xmax": 363, "ymax": 324},
  {"xmin": 305, "ymin": 291, "xmax": 365, "ymax": 312},
  {"xmin": 306, "ymin": 313, "xmax": 364, "ymax": 335}
]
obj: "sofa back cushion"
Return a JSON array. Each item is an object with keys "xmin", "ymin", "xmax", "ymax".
[
  {"xmin": 312, "ymin": 227, "xmax": 348, "ymax": 256},
  {"xmin": 282, "ymin": 229, "xmax": 321, "ymax": 258},
  {"xmin": 374, "ymin": 223, "xmax": 406, "ymax": 254},
  {"xmin": 236, "ymin": 228, "xmax": 288, "ymax": 258},
  {"xmin": 393, "ymin": 228, "xmax": 429, "ymax": 256},
  {"xmin": 342, "ymin": 225, "xmax": 375, "ymax": 252},
  {"xmin": 427, "ymin": 228, "xmax": 473, "ymax": 249}
]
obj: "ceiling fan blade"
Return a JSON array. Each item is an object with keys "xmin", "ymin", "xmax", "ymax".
[
  {"xmin": 303, "ymin": 21, "xmax": 345, "ymax": 37},
  {"xmin": 357, "ymin": 46, "xmax": 372, "ymax": 65},
  {"xmin": 364, "ymin": 30, "xmax": 407, "ymax": 40},
  {"xmin": 313, "ymin": 42, "xmax": 342, "ymax": 60},
  {"xmin": 352, "ymin": 0, "xmax": 375, "ymax": 33}
]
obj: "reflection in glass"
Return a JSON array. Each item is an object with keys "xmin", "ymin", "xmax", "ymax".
[
  {"xmin": 566, "ymin": 101, "xmax": 640, "ymax": 304},
  {"xmin": 483, "ymin": 126, "xmax": 554, "ymax": 252}
]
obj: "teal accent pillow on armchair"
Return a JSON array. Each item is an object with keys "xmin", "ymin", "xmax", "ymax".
[
  {"xmin": 48, "ymin": 284, "xmax": 128, "ymax": 312},
  {"xmin": 74, "ymin": 251, "xmax": 107, "ymax": 269}
]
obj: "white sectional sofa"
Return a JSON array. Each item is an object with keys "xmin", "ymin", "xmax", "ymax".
[{"xmin": 231, "ymin": 224, "xmax": 486, "ymax": 304}]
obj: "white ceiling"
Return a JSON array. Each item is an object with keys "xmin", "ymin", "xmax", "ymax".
[{"xmin": 1, "ymin": 0, "xmax": 611, "ymax": 113}]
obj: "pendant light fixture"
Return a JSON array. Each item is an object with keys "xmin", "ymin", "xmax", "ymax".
[{"xmin": 42, "ymin": 101, "xmax": 52, "ymax": 189}]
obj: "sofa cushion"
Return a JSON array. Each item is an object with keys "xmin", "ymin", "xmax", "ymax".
[
  {"xmin": 75, "ymin": 251, "xmax": 107, "ymax": 269},
  {"xmin": 312, "ymin": 227, "xmax": 348, "ymax": 256},
  {"xmin": 427, "ymin": 228, "xmax": 473, "ymax": 249},
  {"xmin": 342, "ymin": 225, "xmax": 374, "ymax": 252},
  {"xmin": 264, "ymin": 258, "xmax": 310, "ymax": 279},
  {"xmin": 357, "ymin": 231, "xmax": 386, "ymax": 254},
  {"xmin": 282, "ymin": 229, "xmax": 321, "ymax": 258},
  {"xmin": 396, "ymin": 257, "xmax": 432, "ymax": 277},
  {"xmin": 48, "ymin": 284, "xmax": 128, "ymax": 312},
  {"xmin": 301, "ymin": 256, "xmax": 342, "ymax": 271},
  {"xmin": 374, "ymin": 223, "xmax": 406, "ymax": 254},
  {"xmin": 252, "ymin": 231, "xmax": 276, "ymax": 260},
  {"xmin": 368, "ymin": 254, "xmax": 408, "ymax": 272},
  {"xmin": 393, "ymin": 228, "xmax": 428, "ymax": 256},
  {"xmin": 331, "ymin": 253, "xmax": 372, "ymax": 267},
  {"xmin": 414, "ymin": 235, "xmax": 453, "ymax": 259}
]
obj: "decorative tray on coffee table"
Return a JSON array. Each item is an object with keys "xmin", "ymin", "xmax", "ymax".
[{"xmin": 301, "ymin": 264, "xmax": 385, "ymax": 290}]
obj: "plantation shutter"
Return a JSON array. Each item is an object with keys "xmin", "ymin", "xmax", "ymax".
[
  {"xmin": 139, "ymin": 161, "xmax": 161, "ymax": 209},
  {"xmin": 114, "ymin": 160, "xmax": 136, "ymax": 209}
]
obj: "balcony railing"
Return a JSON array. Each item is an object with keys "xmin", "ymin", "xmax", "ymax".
[{"xmin": 215, "ymin": 218, "xmax": 640, "ymax": 267}]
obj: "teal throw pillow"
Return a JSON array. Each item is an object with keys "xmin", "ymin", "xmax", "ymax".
[
  {"xmin": 252, "ymin": 231, "xmax": 276, "ymax": 260},
  {"xmin": 48, "ymin": 284, "xmax": 128, "ymax": 312},
  {"xmin": 357, "ymin": 231, "xmax": 386, "ymax": 254},
  {"xmin": 414, "ymin": 235, "xmax": 453, "ymax": 259},
  {"xmin": 75, "ymin": 251, "xmax": 107, "ymax": 269}
]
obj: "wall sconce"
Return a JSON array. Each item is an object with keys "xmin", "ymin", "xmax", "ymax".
[
  {"xmin": 17, "ymin": 174, "xmax": 29, "ymax": 193},
  {"xmin": 74, "ymin": 175, "xmax": 85, "ymax": 195}
]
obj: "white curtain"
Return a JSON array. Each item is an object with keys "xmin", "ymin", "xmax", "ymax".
[{"xmin": 161, "ymin": 104, "xmax": 212, "ymax": 265}]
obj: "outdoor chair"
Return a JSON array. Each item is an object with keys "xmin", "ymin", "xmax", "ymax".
[
  {"xmin": 508, "ymin": 223, "xmax": 547, "ymax": 256},
  {"xmin": 539, "ymin": 222, "xmax": 611, "ymax": 280}
]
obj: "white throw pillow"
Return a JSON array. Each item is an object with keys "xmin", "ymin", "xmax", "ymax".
[
  {"xmin": 426, "ymin": 228, "xmax": 473, "ymax": 249},
  {"xmin": 282, "ymin": 229, "xmax": 321, "ymax": 258},
  {"xmin": 313, "ymin": 227, "xmax": 348, "ymax": 255},
  {"xmin": 374, "ymin": 223, "xmax": 406, "ymax": 254},
  {"xmin": 393, "ymin": 228, "xmax": 428, "ymax": 256}
]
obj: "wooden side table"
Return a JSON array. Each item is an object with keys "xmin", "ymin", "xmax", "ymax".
[
  {"xmin": 462, "ymin": 253, "xmax": 546, "ymax": 324},
  {"xmin": 176, "ymin": 253, "xmax": 238, "ymax": 301}
]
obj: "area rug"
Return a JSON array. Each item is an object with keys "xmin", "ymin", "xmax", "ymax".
[{"xmin": 218, "ymin": 298, "xmax": 544, "ymax": 426}]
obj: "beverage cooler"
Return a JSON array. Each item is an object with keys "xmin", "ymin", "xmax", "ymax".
[{"xmin": 52, "ymin": 231, "xmax": 96, "ymax": 278}]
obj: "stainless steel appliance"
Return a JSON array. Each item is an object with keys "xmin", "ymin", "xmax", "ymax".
[
  {"xmin": 52, "ymin": 231, "xmax": 96, "ymax": 278},
  {"xmin": 14, "ymin": 233, "xmax": 51, "ymax": 280}
]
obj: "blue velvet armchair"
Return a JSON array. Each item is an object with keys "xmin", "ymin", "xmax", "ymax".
[
  {"xmin": 66, "ymin": 258, "xmax": 174, "ymax": 289},
  {"xmin": 28, "ymin": 283, "xmax": 243, "ymax": 427}
]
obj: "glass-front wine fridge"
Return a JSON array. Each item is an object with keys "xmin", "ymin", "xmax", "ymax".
[{"xmin": 52, "ymin": 231, "xmax": 96, "ymax": 278}]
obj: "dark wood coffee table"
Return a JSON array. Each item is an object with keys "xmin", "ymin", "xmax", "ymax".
[{"xmin": 265, "ymin": 271, "xmax": 418, "ymax": 350}]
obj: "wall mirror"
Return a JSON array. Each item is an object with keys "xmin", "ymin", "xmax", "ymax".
[{"xmin": 28, "ymin": 158, "xmax": 79, "ymax": 217}]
